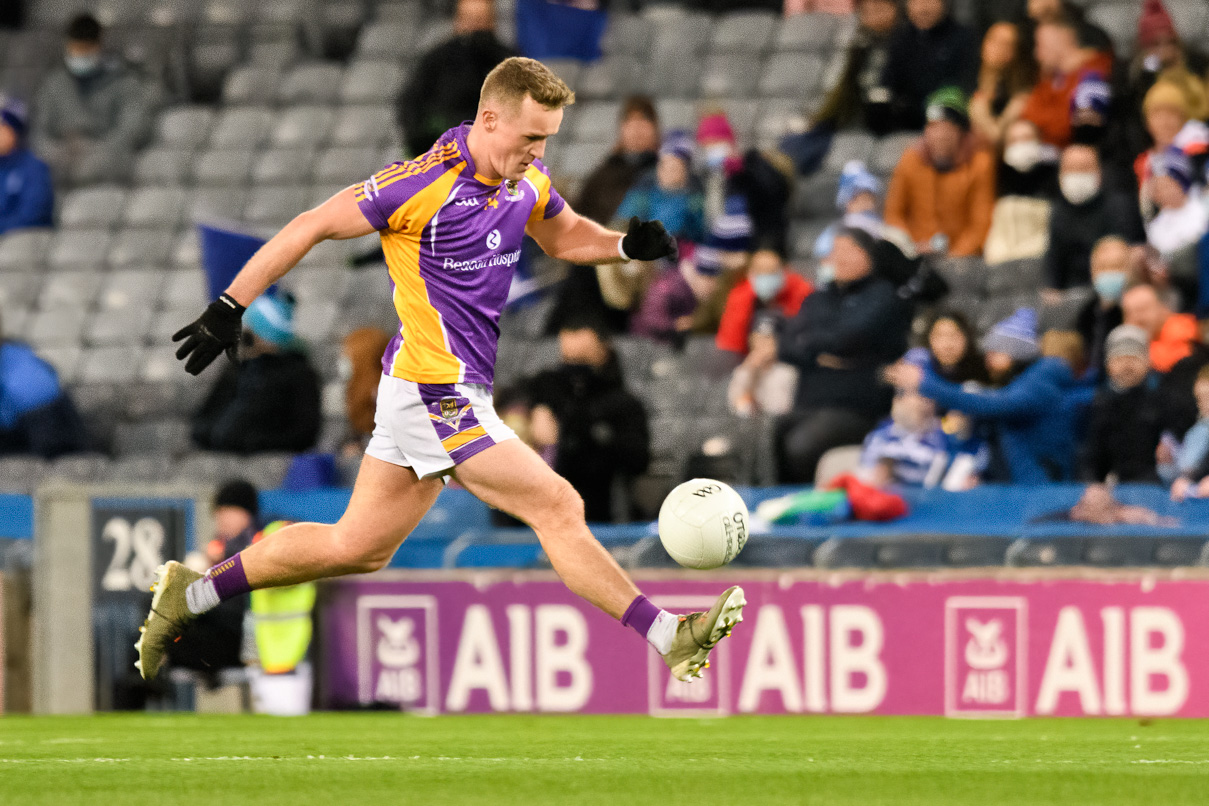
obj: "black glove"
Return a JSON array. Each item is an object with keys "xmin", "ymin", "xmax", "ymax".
[
  {"xmin": 620, "ymin": 216, "xmax": 678, "ymax": 261},
  {"xmin": 172, "ymin": 294, "xmax": 246, "ymax": 376}
]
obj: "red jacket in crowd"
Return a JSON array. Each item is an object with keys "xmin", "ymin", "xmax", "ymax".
[{"xmin": 715, "ymin": 274, "xmax": 813, "ymax": 355}]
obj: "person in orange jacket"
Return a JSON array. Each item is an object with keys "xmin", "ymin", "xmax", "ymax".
[
  {"xmin": 884, "ymin": 87, "xmax": 996, "ymax": 257},
  {"xmin": 1019, "ymin": 15, "xmax": 1113, "ymax": 149},
  {"xmin": 1122, "ymin": 283, "xmax": 1199, "ymax": 373}
]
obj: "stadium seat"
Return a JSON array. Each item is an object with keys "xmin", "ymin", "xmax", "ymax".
[
  {"xmin": 775, "ymin": 12, "xmax": 848, "ymax": 52},
  {"xmin": 824, "ymin": 131, "xmax": 876, "ymax": 174},
  {"xmin": 1167, "ymin": 0, "xmax": 1209, "ymax": 44},
  {"xmin": 123, "ymin": 187, "xmax": 188, "ymax": 229},
  {"xmin": 48, "ymin": 453, "xmax": 115, "ymax": 484},
  {"xmin": 271, "ymin": 105, "xmax": 336, "ymax": 148},
  {"xmin": 872, "ymin": 132, "xmax": 919, "ymax": 175},
  {"xmin": 59, "ymin": 186, "xmax": 129, "ymax": 229},
  {"xmin": 1040, "ymin": 287, "xmax": 1095, "ymax": 332},
  {"xmin": 0, "ymin": 273, "xmax": 43, "ymax": 309},
  {"xmin": 209, "ymin": 107, "xmax": 275, "ymax": 149},
  {"xmin": 711, "ymin": 10, "xmax": 777, "ymax": 53},
  {"xmin": 277, "ymin": 62, "xmax": 345, "ymax": 104},
  {"xmin": 574, "ymin": 56, "xmax": 641, "ymax": 101},
  {"xmin": 155, "ymin": 106, "xmax": 216, "ymax": 149},
  {"xmin": 253, "ymin": 147, "xmax": 318, "ymax": 185},
  {"xmin": 600, "ymin": 12, "xmax": 651, "ymax": 56},
  {"xmin": 281, "ymin": 266, "xmax": 352, "ymax": 304},
  {"xmin": 984, "ymin": 257, "xmax": 1044, "ymax": 297},
  {"xmin": 39, "ymin": 272, "xmax": 103, "ymax": 310},
  {"xmin": 37, "ymin": 345, "xmax": 83, "ymax": 383},
  {"xmin": 814, "ymin": 444, "xmax": 862, "ymax": 487},
  {"xmin": 1086, "ymin": 3, "xmax": 1137, "ymax": 55},
  {"xmin": 0, "ymin": 229, "xmax": 53, "ymax": 270},
  {"xmin": 293, "ymin": 300, "xmax": 341, "ymax": 343},
  {"xmin": 193, "ymin": 148, "xmax": 257, "ymax": 186},
  {"xmin": 107, "ymin": 228, "xmax": 176, "ymax": 268},
  {"xmin": 188, "ymin": 186, "xmax": 251, "ymax": 222},
  {"xmin": 110, "ymin": 454, "xmax": 180, "ymax": 481},
  {"xmin": 932, "ymin": 256, "xmax": 986, "ymax": 299},
  {"xmin": 330, "ymin": 105, "xmax": 395, "ymax": 147},
  {"xmin": 221, "ymin": 65, "xmax": 281, "ymax": 104},
  {"xmin": 161, "ymin": 269, "xmax": 209, "ymax": 311},
  {"xmin": 313, "ymin": 146, "xmax": 380, "ymax": 183},
  {"xmin": 123, "ymin": 382, "xmax": 184, "ymax": 421},
  {"xmin": 85, "ymin": 307, "xmax": 155, "ymax": 348},
  {"xmin": 244, "ymin": 185, "xmax": 309, "ymax": 225},
  {"xmin": 553, "ymin": 141, "xmax": 612, "ymax": 182},
  {"xmin": 700, "ymin": 53, "xmax": 763, "ymax": 97},
  {"xmin": 571, "ymin": 101, "xmax": 622, "ymax": 144},
  {"xmin": 78, "ymin": 345, "xmax": 146, "ymax": 384},
  {"xmin": 340, "ymin": 60, "xmax": 406, "ymax": 103},
  {"xmin": 355, "ymin": 22, "xmax": 418, "ymax": 59},
  {"xmin": 759, "ymin": 52, "xmax": 824, "ymax": 100},
  {"xmin": 170, "ymin": 229, "xmax": 201, "ymax": 271},
  {"xmin": 113, "ymin": 418, "xmax": 192, "ymax": 457},
  {"xmin": 134, "ymin": 147, "xmax": 193, "ymax": 185},
  {"xmin": 0, "ymin": 457, "xmax": 48, "ymax": 495}
]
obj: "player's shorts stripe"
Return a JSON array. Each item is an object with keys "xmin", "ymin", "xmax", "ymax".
[{"xmin": 440, "ymin": 425, "xmax": 488, "ymax": 451}]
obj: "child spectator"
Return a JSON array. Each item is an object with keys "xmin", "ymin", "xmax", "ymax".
[
  {"xmin": 922, "ymin": 310, "xmax": 991, "ymax": 385},
  {"xmin": 1019, "ymin": 15, "xmax": 1112, "ymax": 148},
  {"xmin": 813, "ymin": 160, "xmax": 882, "ymax": 259},
  {"xmin": 32, "ymin": 13, "xmax": 156, "ymax": 184},
  {"xmin": 859, "ymin": 388, "xmax": 950, "ymax": 488},
  {"xmin": 886, "ymin": 308, "xmax": 1078, "ymax": 482},
  {"xmin": 0, "ymin": 96, "xmax": 53, "ymax": 235},
  {"xmin": 1121, "ymin": 283, "xmax": 1198, "ymax": 373},
  {"xmin": 615, "ymin": 131, "xmax": 704, "ymax": 243},
  {"xmin": 969, "ymin": 22, "xmax": 1034, "ymax": 147},
  {"xmin": 884, "ymin": 87, "xmax": 996, "ymax": 257},
  {"xmin": 1168, "ymin": 366, "xmax": 1209, "ymax": 501},
  {"xmin": 728, "ymin": 315, "xmax": 798, "ymax": 418},
  {"xmin": 1082, "ymin": 324, "xmax": 1164, "ymax": 483},
  {"xmin": 878, "ymin": 0, "xmax": 979, "ymax": 132},
  {"xmin": 716, "ymin": 247, "xmax": 812, "ymax": 356},
  {"xmin": 1144, "ymin": 146, "xmax": 1208, "ymax": 260}
]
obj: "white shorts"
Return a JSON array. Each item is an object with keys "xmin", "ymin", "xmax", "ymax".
[{"xmin": 365, "ymin": 375, "xmax": 517, "ymax": 479}]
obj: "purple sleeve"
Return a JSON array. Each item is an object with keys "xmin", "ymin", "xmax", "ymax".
[{"xmin": 543, "ymin": 180, "xmax": 566, "ymax": 219}]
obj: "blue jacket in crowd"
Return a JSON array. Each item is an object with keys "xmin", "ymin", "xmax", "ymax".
[
  {"xmin": 0, "ymin": 340, "xmax": 62, "ymax": 429},
  {"xmin": 919, "ymin": 357, "xmax": 1077, "ymax": 484},
  {"xmin": 0, "ymin": 146, "xmax": 53, "ymax": 236}
]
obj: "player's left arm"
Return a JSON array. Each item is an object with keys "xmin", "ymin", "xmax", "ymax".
[{"xmin": 527, "ymin": 208, "xmax": 678, "ymax": 265}]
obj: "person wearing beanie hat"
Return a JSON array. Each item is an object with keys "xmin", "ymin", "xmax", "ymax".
[
  {"xmin": 776, "ymin": 226, "xmax": 913, "ymax": 482},
  {"xmin": 0, "ymin": 94, "xmax": 53, "ymax": 235},
  {"xmin": 886, "ymin": 309, "xmax": 1078, "ymax": 483},
  {"xmin": 191, "ymin": 293, "xmax": 322, "ymax": 454},
  {"xmin": 813, "ymin": 160, "xmax": 885, "ymax": 259},
  {"xmin": 1138, "ymin": 0, "xmax": 1176, "ymax": 51},
  {"xmin": 1134, "ymin": 79, "xmax": 1209, "ymax": 221},
  {"xmin": 207, "ymin": 479, "xmax": 261, "ymax": 565},
  {"xmin": 1145, "ymin": 145, "xmax": 1209, "ymax": 258},
  {"xmin": 1082, "ymin": 323, "xmax": 1165, "ymax": 483},
  {"xmin": 884, "ymin": 86, "xmax": 996, "ymax": 257},
  {"xmin": 613, "ymin": 128, "xmax": 704, "ymax": 242}
]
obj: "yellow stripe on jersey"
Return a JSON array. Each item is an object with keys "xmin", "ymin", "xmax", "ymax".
[
  {"xmin": 379, "ymin": 162, "xmax": 468, "ymax": 383},
  {"xmin": 441, "ymin": 425, "xmax": 488, "ymax": 452},
  {"xmin": 354, "ymin": 143, "xmax": 462, "ymax": 202},
  {"xmin": 526, "ymin": 165, "xmax": 557, "ymax": 226}
]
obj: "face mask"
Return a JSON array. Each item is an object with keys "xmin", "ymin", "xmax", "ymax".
[
  {"xmin": 65, "ymin": 53, "xmax": 100, "ymax": 78},
  {"xmin": 751, "ymin": 273, "xmax": 785, "ymax": 303},
  {"xmin": 1060, "ymin": 172, "xmax": 1100, "ymax": 205},
  {"xmin": 815, "ymin": 262, "xmax": 835, "ymax": 285},
  {"xmin": 1093, "ymin": 271, "xmax": 1126, "ymax": 302},
  {"xmin": 703, "ymin": 144, "xmax": 730, "ymax": 170},
  {"xmin": 1003, "ymin": 141, "xmax": 1043, "ymax": 172}
]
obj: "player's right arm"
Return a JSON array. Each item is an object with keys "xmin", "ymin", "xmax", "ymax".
[{"xmin": 173, "ymin": 186, "xmax": 377, "ymax": 375}]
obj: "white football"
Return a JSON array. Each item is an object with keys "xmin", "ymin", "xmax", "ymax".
[{"xmin": 658, "ymin": 479, "xmax": 749, "ymax": 570}]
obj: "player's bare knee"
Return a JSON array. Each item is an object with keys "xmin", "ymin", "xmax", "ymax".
[
  {"xmin": 532, "ymin": 479, "xmax": 586, "ymax": 536},
  {"xmin": 330, "ymin": 527, "xmax": 394, "ymax": 575}
]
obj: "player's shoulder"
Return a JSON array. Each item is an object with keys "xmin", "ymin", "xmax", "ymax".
[{"xmin": 356, "ymin": 135, "xmax": 467, "ymax": 208}]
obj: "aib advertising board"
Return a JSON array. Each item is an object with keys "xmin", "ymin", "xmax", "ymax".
[{"xmin": 319, "ymin": 572, "xmax": 1209, "ymax": 718}]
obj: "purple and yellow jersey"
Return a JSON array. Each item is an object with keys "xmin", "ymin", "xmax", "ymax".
[{"xmin": 355, "ymin": 123, "xmax": 565, "ymax": 385}]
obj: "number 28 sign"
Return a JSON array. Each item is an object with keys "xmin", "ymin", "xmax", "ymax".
[{"xmin": 92, "ymin": 502, "xmax": 188, "ymax": 598}]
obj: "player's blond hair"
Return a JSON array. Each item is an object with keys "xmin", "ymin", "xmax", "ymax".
[{"xmin": 479, "ymin": 57, "xmax": 575, "ymax": 114}]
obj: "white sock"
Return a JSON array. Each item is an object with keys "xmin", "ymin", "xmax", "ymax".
[
  {"xmin": 185, "ymin": 577, "xmax": 220, "ymax": 615},
  {"xmin": 647, "ymin": 610, "xmax": 678, "ymax": 655}
]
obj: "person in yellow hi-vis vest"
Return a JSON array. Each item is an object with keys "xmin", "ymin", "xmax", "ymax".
[{"xmin": 247, "ymin": 521, "xmax": 316, "ymax": 716}]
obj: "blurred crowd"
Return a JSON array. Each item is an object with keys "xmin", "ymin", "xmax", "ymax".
[{"xmin": 2, "ymin": 0, "xmax": 1209, "ymax": 521}]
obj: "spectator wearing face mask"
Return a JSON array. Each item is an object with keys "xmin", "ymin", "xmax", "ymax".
[
  {"xmin": 31, "ymin": 13, "xmax": 156, "ymax": 184},
  {"xmin": 883, "ymin": 88, "xmax": 996, "ymax": 257},
  {"xmin": 813, "ymin": 160, "xmax": 883, "ymax": 260},
  {"xmin": 1043, "ymin": 144, "xmax": 1144, "ymax": 294},
  {"xmin": 716, "ymin": 247, "xmax": 813, "ymax": 356},
  {"xmin": 1144, "ymin": 146, "xmax": 1208, "ymax": 260},
  {"xmin": 1075, "ymin": 236, "xmax": 1133, "ymax": 373},
  {"xmin": 878, "ymin": 0, "xmax": 979, "ymax": 133},
  {"xmin": 1134, "ymin": 80, "xmax": 1209, "ymax": 223},
  {"xmin": 985, "ymin": 119, "xmax": 1059, "ymax": 264},
  {"xmin": 1082, "ymin": 324, "xmax": 1164, "ymax": 484},
  {"xmin": 0, "ymin": 96, "xmax": 53, "ymax": 236},
  {"xmin": 1019, "ymin": 15, "xmax": 1112, "ymax": 149}
]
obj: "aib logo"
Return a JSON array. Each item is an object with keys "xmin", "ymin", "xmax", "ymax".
[
  {"xmin": 486, "ymin": 229, "xmax": 501, "ymax": 250},
  {"xmin": 945, "ymin": 597, "xmax": 1025, "ymax": 717}
]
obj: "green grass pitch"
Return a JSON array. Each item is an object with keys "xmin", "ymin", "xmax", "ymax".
[{"xmin": 1, "ymin": 713, "xmax": 1208, "ymax": 805}]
